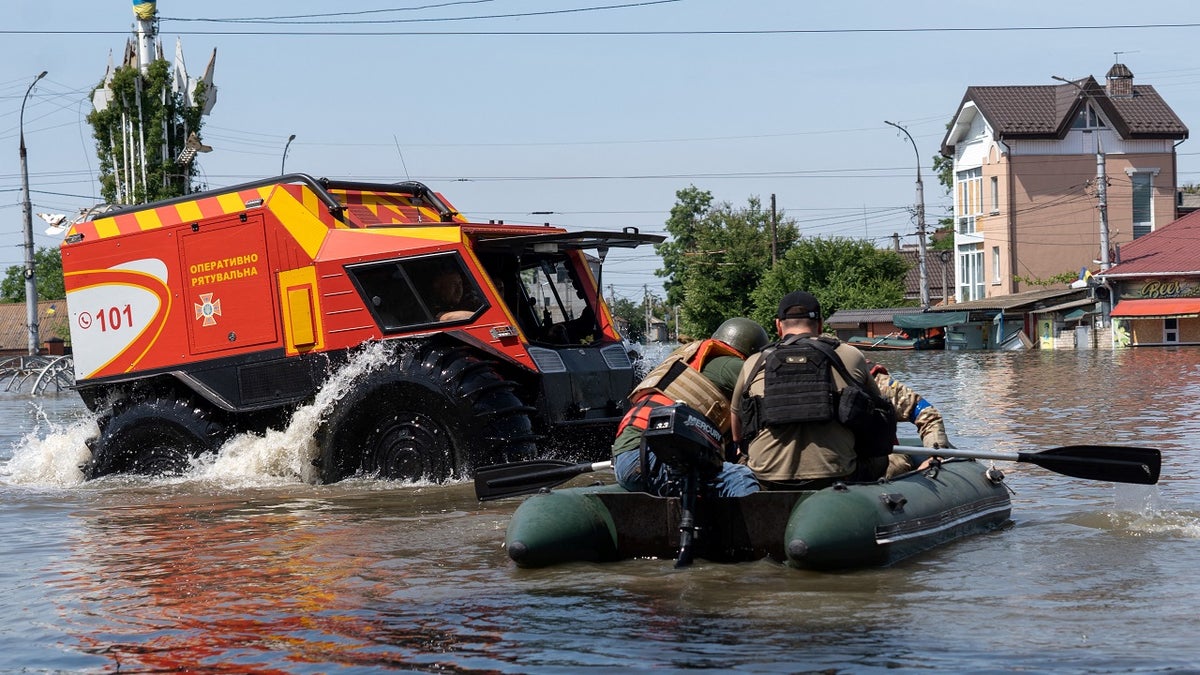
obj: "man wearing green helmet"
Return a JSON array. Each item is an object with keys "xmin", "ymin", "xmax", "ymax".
[{"xmin": 611, "ymin": 317, "xmax": 769, "ymax": 498}]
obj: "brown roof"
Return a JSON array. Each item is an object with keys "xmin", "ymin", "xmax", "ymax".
[
  {"xmin": 899, "ymin": 248, "xmax": 954, "ymax": 302},
  {"xmin": 1100, "ymin": 209, "xmax": 1200, "ymax": 277},
  {"xmin": 924, "ymin": 287, "xmax": 1083, "ymax": 313},
  {"xmin": 0, "ymin": 300, "xmax": 71, "ymax": 352},
  {"xmin": 942, "ymin": 73, "xmax": 1188, "ymax": 154}
]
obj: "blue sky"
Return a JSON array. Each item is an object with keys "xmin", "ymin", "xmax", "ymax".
[{"xmin": 5, "ymin": 1, "xmax": 1200, "ymax": 302}]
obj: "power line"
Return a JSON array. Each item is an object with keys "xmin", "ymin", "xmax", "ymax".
[{"xmin": 6, "ymin": 21, "xmax": 1200, "ymax": 37}]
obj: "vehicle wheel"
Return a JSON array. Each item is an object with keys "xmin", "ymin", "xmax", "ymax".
[
  {"xmin": 317, "ymin": 343, "xmax": 537, "ymax": 483},
  {"xmin": 84, "ymin": 398, "xmax": 227, "ymax": 478}
]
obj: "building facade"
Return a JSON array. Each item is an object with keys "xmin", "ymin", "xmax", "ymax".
[
  {"xmin": 941, "ymin": 62, "xmax": 1188, "ymax": 303},
  {"xmin": 1099, "ymin": 209, "xmax": 1200, "ymax": 347}
]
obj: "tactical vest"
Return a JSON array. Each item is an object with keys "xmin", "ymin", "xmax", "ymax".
[
  {"xmin": 628, "ymin": 339, "xmax": 743, "ymax": 433},
  {"xmin": 747, "ymin": 334, "xmax": 841, "ymax": 430}
]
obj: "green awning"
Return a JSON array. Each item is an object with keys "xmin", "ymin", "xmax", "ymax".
[
  {"xmin": 893, "ymin": 311, "xmax": 970, "ymax": 329},
  {"xmin": 1063, "ymin": 308, "xmax": 1090, "ymax": 321}
]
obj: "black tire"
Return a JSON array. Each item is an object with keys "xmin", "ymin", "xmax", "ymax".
[
  {"xmin": 84, "ymin": 398, "xmax": 226, "ymax": 478},
  {"xmin": 317, "ymin": 343, "xmax": 537, "ymax": 483}
]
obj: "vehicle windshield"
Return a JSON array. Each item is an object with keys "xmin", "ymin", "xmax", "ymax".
[{"xmin": 480, "ymin": 251, "xmax": 604, "ymax": 345}]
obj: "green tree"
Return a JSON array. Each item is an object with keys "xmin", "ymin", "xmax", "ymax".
[
  {"xmin": 608, "ymin": 295, "xmax": 646, "ymax": 342},
  {"xmin": 931, "ymin": 138, "xmax": 956, "ymax": 250},
  {"xmin": 659, "ymin": 192, "xmax": 798, "ymax": 340},
  {"xmin": 748, "ymin": 238, "xmax": 909, "ymax": 335},
  {"xmin": 655, "ymin": 186, "xmax": 713, "ymax": 308},
  {"xmin": 88, "ymin": 59, "xmax": 207, "ymax": 204},
  {"xmin": 1, "ymin": 247, "xmax": 65, "ymax": 302}
]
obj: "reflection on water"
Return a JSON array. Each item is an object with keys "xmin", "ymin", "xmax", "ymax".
[{"xmin": 1, "ymin": 348, "xmax": 1200, "ymax": 671}]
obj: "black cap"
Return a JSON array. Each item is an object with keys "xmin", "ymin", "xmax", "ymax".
[{"xmin": 777, "ymin": 290, "xmax": 820, "ymax": 320}]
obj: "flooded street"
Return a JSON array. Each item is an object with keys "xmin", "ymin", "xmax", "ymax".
[{"xmin": 2, "ymin": 347, "xmax": 1199, "ymax": 673}]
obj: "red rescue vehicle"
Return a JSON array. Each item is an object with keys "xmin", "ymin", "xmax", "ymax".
[{"xmin": 62, "ymin": 174, "xmax": 661, "ymax": 482}]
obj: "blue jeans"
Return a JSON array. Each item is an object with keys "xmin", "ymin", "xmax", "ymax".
[{"xmin": 613, "ymin": 448, "xmax": 760, "ymax": 498}]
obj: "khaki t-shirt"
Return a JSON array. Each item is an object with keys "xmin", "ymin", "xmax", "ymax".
[{"xmin": 732, "ymin": 335, "xmax": 880, "ymax": 481}]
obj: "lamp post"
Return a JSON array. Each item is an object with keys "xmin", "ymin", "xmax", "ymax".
[
  {"xmin": 281, "ymin": 134, "xmax": 296, "ymax": 175},
  {"xmin": 20, "ymin": 70, "xmax": 47, "ymax": 357},
  {"xmin": 884, "ymin": 120, "xmax": 930, "ymax": 308}
]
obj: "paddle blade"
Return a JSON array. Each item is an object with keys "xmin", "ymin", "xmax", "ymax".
[
  {"xmin": 474, "ymin": 459, "xmax": 602, "ymax": 501},
  {"xmin": 1018, "ymin": 445, "xmax": 1161, "ymax": 485}
]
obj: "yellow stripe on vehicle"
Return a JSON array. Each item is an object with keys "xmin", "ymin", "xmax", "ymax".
[
  {"xmin": 134, "ymin": 209, "xmax": 162, "ymax": 231},
  {"xmin": 267, "ymin": 188, "xmax": 330, "ymax": 258}
]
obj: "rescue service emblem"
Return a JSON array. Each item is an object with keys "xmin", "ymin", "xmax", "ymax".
[{"xmin": 194, "ymin": 293, "xmax": 223, "ymax": 326}]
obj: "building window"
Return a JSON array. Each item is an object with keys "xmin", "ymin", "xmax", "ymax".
[
  {"xmin": 992, "ymin": 246, "xmax": 1001, "ymax": 284},
  {"xmin": 1072, "ymin": 103, "xmax": 1107, "ymax": 130},
  {"xmin": 958, "ymin": 243, "xmax": 985, "ymax": 301},
  {"xmin": 990, "ymin": 176, "xmax": 999, "ymax": 214},
  {"xmin": 956, "ymin": 167, "xmax": 982, "ymax": 234},
  {"xmin": 1165, "ymin": 318, "xmax": 1178, "ymax": 343},
  {"xmin": 1131, "ymin": 172, "xmax": 1154, "ymax": 239}
]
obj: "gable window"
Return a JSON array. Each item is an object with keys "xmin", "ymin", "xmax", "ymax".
[
  {"xmin": 990, "ymin": 176, "xmax": 999, "ymax": 214},
  {"xmin": 956, "ymin": 167, "xmax": 982, "ymax": 234},
  {"xmin": 1072, "ymin": 103, "xmax": 1107, "ymax": 130}
]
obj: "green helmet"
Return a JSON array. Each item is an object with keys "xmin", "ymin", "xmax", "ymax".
[{"xmin": 711, "ymin": 317, "xmax": 769, "ymax": 356}]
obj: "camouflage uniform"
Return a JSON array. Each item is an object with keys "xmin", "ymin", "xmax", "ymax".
[{"xmin": 869, "ymin": 363, "xmax": 952, "ymax": 478}]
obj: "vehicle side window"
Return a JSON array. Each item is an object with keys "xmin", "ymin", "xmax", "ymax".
[{"xmin": 348, "ymin": 254, "xmax": 485, "ymax": 331}]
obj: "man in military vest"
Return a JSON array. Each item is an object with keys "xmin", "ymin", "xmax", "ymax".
[
  {"xmin": 731, "ymin": 290, "xmax": 891, "ymax": 490},
  {"xmin": 611, "ymin": 317, "xmax": 769, "ymax": 498}
]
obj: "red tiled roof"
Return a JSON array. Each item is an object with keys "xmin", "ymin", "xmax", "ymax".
[{"xmin": 1101, "ymin": 210, "xmax": 1200, "ymax": 277}]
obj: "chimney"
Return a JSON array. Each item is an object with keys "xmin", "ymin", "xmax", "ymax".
[{"xmin": 1106, "ymin": 62, "xmax": 1134, "ymax": 98}]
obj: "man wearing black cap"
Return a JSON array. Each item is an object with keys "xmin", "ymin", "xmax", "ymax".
[{"xmin": 730, "ymin": 290, "xmax": 891, "ymax": 489}]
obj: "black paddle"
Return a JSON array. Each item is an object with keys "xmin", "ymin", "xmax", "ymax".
[
  {"xmin": 895, "ymin": 444, "xmax": 1161, "ymax": 485},
  {"xmin": 476, "ymin": 443, "xmax": 1162, "ymax": 500},
  {"xmin": 475, "ymin": 459, "xmax": 613, "ymax": 501}
]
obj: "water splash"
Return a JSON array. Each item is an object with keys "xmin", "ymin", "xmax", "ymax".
[
  {"xmin": 1107, "ymin": 484, "xmax": 1200, "ymax": 538},
  {"xmin": 194, "ymin": 341, "xmax": 394, "ymax": 485},
  {"xmin": 3, "ymin": 403, "xmax": 96, "ymax": 487},
  {"xmin": 4, "ymin": 342, "xmax": 398, "ymax": 489}
]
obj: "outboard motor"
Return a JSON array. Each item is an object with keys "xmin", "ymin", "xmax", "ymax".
[
  {"xmin": 641, "ymin": 402, "xmax": 725, "ymax": 567},
  {"xmin": 642, "ymin": 403, "xmax": 725, "ymax": 477}
]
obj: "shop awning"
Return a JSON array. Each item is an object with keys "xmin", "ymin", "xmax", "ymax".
[
  {"xmin": 1063, "ymin": 308, "xmax": 1090, "ymax": 321},
  {"xmin": 893, "ymin": 311, "xmax": 969, "ymax": 329},
  {"xmin": 1110, "ymin": 298, "xmax": 1200, "ymax": 319}
]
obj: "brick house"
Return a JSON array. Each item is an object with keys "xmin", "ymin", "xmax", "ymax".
[
  {"xmin": 1098, "ymin": 209, "xmax": 1200, "ymax": 347},
  {"xmin": 941, "ymin": 61, "xmax": 1188, "ymax": 303}
]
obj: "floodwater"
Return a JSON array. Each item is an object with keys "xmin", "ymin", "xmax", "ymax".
[{"xmin": 2, "ymin": 346, "xmax": 1199, "ymax": 673}]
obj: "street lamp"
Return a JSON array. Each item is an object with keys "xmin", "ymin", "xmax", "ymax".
[
  {"xmin": 20, "ymin": 70, "xmax": 47, "ymax": 356},
  {"xmin": 281, "ymin": 134, "xmax": 296, "ymax": 174},
  {"xmin": 884, "ymin": 120, "xmax": 931, "ymax": 308}
]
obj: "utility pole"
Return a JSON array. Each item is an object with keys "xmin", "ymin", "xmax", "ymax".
[
  {"xmin": 20, "ymin": 70, "xmax": 47, "ymax": 356},
  {"xmin": 885, "ymin": 121, "xmax": 930, "ymax": 308},
  {"xmin": 1097, "ymin": 139, "xmax": 1111, "ymax": 271},
  {"xmin": 1053, "ymin": 75, "xmax": 1112, "ymax": 274},
  {"xmin": 643, "ymin": 284, "xmax": 650, "ymax": 342},
  {"xmin": 770, "ymin": 193, "xmax": 778, "ymax": 265}
]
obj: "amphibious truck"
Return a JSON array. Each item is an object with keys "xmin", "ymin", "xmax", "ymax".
[{"xmin": 61, "ymin": 174, "xmax": 661, "ymax": 482}]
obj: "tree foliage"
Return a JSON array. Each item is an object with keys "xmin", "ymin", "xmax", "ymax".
[
  {"xmin": 748, "ymin": 238, "xmax": 910, "ymax": 336},
  {"xmin": 1, "ymin": 247, "xmax": 65, "ymax": 302},
  {"xmin": 87, "ymin": 59, "xmax": 206, "ymax": 204},
  {"xmin": 656, "ymin": 187, "xmax": 798, "ymax": 340}
]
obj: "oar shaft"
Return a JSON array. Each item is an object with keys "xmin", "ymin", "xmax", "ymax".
[
  {"xmin": 484, "ymin": 460, "xmax": 612, "ymax": 490},
  {"xmin": 893, "ymin": 445, "xmax": 1016, "ymax": 463}
]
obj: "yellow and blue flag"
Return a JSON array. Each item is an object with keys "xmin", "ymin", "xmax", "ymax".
[{"xmin": 132, "ymin": 0, "xmax": 157, "ymax": 20}]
